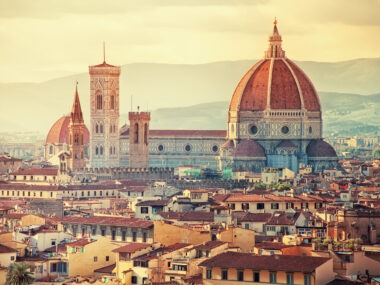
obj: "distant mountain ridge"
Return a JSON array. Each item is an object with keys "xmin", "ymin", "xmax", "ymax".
[{"xmin": 1, "ymin": 58, "xmax": 380, "ymax": 136}]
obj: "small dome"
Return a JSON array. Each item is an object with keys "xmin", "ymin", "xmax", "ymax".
[
  {"xmin": 46, "ymin": 115, "xmax": 90, "ymax": 144},
  {"xmin": 221, "ymin": 140, "xmax": 235, "ymax": 149},
  {"xmin": 233, "ymin": 139, "xmax": 266, "ymax": 157},
  {"xmin": 307, "ymin": 140, "xmax": 337, "ymax": 157}
]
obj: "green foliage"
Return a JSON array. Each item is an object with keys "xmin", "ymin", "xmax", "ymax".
[
  {"xmin": 253, "ymin": 183, "xmax": 267, "ymax": 190},
  {"xmin": 6, "ymin": 263, "xmax": 34, "ymax": 285},
  {"xmin": 373, "ymin": 149, "xmax": 380, "ymax": 158}
]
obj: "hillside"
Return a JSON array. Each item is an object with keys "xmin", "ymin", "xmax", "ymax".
[{"xmin": 1, "ymin": 58, "xmax": 380, "ymax": 136}]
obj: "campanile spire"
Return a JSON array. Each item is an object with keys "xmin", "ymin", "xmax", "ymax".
[{"xmin": 265, "ymin": 18, "xmax": 285, "ymax": 59}]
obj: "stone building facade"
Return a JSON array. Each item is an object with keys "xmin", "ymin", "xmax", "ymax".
[{"xmin": 89, "ymin": 59, "xmax": 121, "ymax": 168}]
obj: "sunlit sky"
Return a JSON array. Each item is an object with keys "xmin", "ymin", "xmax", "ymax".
[{"xmin": 1, "ymin": 0, "xmax": 380, "ymax": 82}]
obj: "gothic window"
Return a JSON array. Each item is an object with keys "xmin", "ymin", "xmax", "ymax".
[
  {"xmin": 110, "ymin": 147, "xmax": 112, "ymax": 155},
  {"xmin": 100, "ymin": 124, "xmax": 103, "ymax": 133},
  {"xmin": 96, "ymin": 93, "xmax": 103, "ymax": 110},
  {"xmin": 80, "ymin": 134, "xmax": 83, "ymax": 144},
  {"xmin": 95, "ymin": 147, "xmax": 99, "ymax": 155},
  {"xmin": 144, "ymin": 123, "xmax": 148, "ymax": 145},
  {"xmin": 309, "ymin": 126, "xmax": 312, "ymax": 134},
  {"xmin": 113, "ymin": 146, "xmax": 116, "ymax": 154},
  {"xmin": 95, "ymin": 124, "xmax": 99, "ymax": 134},
  {"xmin": 134, "ymin": 123, "xmax": 139, "ymax": 143},
  {"xmin": 100, "ymin": 146, "xmax": 103, "ymax": 155},
  {"xmin": 74, "ymin": 134, "xmax": 79, "ymax": 144},
  {"xmin": 110, "ymin": 95, "xmax": 115, "ymax": 110}
]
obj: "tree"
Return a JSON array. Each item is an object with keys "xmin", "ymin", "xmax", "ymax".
[{"xmin": 6, "ymin": 263, "xmax": 34, "ymax": 285}]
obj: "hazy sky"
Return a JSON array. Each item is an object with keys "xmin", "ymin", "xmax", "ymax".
[{"xmin": 1, "ymin": 0, "xmax": 380, "ymax": 82}]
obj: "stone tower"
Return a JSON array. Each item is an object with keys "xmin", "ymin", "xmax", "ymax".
[
  {"xmin": 89, "ymin": 54, "xmax": 121, "ymax": 167},
  {"xmin": 129, "ymin": 110, "xmax": 150, "ymax": 168},
  {"xmin": 68, "ymin": 83, "xmax": 86, "ymax": 172}
]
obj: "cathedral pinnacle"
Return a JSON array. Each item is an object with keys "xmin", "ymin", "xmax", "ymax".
[
  {"xmin": 264, "ymin": 18, "xmax": 285, "ymax": 59},
  {"xmin": 71, "ymin": 82, "xmax": 84, "ymax": 124}
]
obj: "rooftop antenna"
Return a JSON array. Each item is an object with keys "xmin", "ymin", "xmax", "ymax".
[{"xmin": 103, "ymin": 41, "xmax": 106, "ymax": 63}]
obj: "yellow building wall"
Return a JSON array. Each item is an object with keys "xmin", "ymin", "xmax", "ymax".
[
  {"xmin": 68, "ymin": 237, "xmax": 121, "ymax": 277},
  {"xmin": 21, "ymin": 214, "xmax": 46, "ymax": 227},
  {"xmin": 219, "ymin": 227, "xmax": 255, "ymax": 253},
  {"xmin": 153, "ymin": 221, "xmax": 210, "ymax": 246}
]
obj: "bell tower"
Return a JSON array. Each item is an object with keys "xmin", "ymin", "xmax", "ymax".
[
  {"xmin": 89, "ymin": 46, "xmax": 121, "ymax": 167},
  {"xmin": 129, "ymin": 108, "xmax": 150, "ymax": 168},
  {"xmin": 68, "ymin": 83, "xmax": 86, "ymax": 172}
]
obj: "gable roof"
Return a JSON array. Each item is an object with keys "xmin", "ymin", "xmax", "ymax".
[{"xmin": 199, "ymin": 252, "xmax": 330, "ymax": 273}]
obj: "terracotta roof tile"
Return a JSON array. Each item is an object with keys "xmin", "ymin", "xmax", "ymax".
[
  {"xmin": 113, "ymin": 243, "xmax": 151, "ymax": 253},
  {"xmin": 199, "ymin": 252, "xmax": 330, "ymax": 272},
  {"xmin": 58, "ymin": 216, "xmax": 153, "ymax": 229}
]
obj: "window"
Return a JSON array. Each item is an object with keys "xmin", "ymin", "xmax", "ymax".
[
  {"xmin": 281, "ymin": 126, "xmax": 289, "ymax": 134},
  {"xmin": 242, "ymin": 203, "xmax": 250, "ymax": 210},
  {"xmin": 141, "ymin": 207, "xmax": 149, "ymax": 214},
  {"xmin": 222, "ymin": 269, "xmax": 228, "ymax": 280},
  {"xmin": 271, "ymin": 203, "xmax": 279, "ymax": 209},
  {"xmin": 144, "ymin": 123, "xmax": 148, "ymax": 145},
  {"xmin": 110, "ymin": 95, "xmax": 115, "ymax": 110},
  {"xmin": 92, "ymin": 228, "xmax": 96, "ymax": 236},
  {"xmin": 270, "ymin": 272, "xmax": 277, "ymax": 284},
  {"xmin": 158, "ymin": 145, "xmax": 164, "ymax": 152},
  {"xmin": 142, "ymin": 277, "xmax": 148, "ymax": 284},
  {"xmin": 185, "ymin": 144, "xmax": 191, "ymax": 152},
  {"xmin": 143, "ymin": 232, "xmax": 147, "ymax": 243},
  {"xmin": 212, "ymin": 145, "xmax": 218, "ymax": 152},
  {"xmin": 229, "ymin": 203, "xmax": 235, "ymax": 210},
  {"xmin": 94, "ymin": 256, "xmax": 98, "ymax": 262},
  {"xmin": 250, "ymin": 125, "xmax": 258, "ymax": 134},
  {"xmin": 51, "ymin": 241, "xmax": 56, "ymax": 246},
  {"xmin": 132, "ymin": 232, "xmax": 137, "ymax": 242},
  {"xmin": 304, "ymin": 274, "xmax": 311, "ymax": 285},
  {"xmin": 106, "ymin": 256, "xmax": 109, "ymax": 262},
  {"xmin": 309, "ymin": 126, "xmax": 312, "ymax": 134},
  {"xmin": 134, "ymin": 123, "xmax": 139, "ymax": 143},
  {"xmin": 245, "ymin": 223, "xmax": 250, "ymax": 229},
  {"xmin": 237, "ymin": 270, "xmax": 244, "ymax": 281},
  {"xmin": 267, "ymin": 226, "xmax": 276, "ymax": 232},
  {"xmin": 257, "ymin": 203, "xmax": 264, "ymax": 210},
  {"xmin": 253, "ymin": 272, "xmax": 260, "ymax": 282},
  {"xmin": 10, "ymin": 256, "xmax": 15, "ymax": 261},
  {"xmin": 287, "ymin": 273, "xmax": 294, "ymax": 285},
  {"xmin": 100, "ymin": 146, "xmax": 103, "ymax": 155},
  {"xmin": 111, "ymin": 230, "xmax": 116, "ymax": 240},
  {"xmin": 101, "ymin": 229, "xmax": 105, "ymax": 236},
  {"xmin": 122, "ymin": 231, "xmax": 126, "ymax": 241},
  {"xmin": 96, "ymin": 94, "xmax": 102, "ymax": 110},
  {"xmin": 206, "ymin": 269, "xmax": 212, "ymax": 279},
  {"xmin": 131, "ymin": 276, "xmax": 137, "ymax": 284}
]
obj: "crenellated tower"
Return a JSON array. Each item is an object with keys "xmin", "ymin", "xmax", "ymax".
[
  {"xmin": 89, "ymin": 52, "xmax": 121, "ymax": 167},
  {"xmin": 129, "ymin": 110, "xmax": 150, "ymax": 168},
  {"xmin": 68, "ymin": 83, "xmax": 86, "ymax": 171}
]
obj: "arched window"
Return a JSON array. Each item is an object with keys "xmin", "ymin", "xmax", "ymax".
[
  {"xmin": 100, "ymin": 146, "xmax": 103, "ymax": 155},
  {"xmin": 95, "ymin": 124, "xmax": 99, "ymax": 134},
  {"xmin": 49, "ymin": 145, "xmax": 53, "ymax": 154},
  {"xmin": 110, "ymin": 95, "xmax": 115, "ymax": 110},
  {"xmin": 110, "ymin": 147, "xmax": 112, "ymax": 155},
  {"xmin": 95, "ymin": 146, "xmax": 99, "ymax": 155},
  {"xmin": 100, "ymin": 124, "xmax": 103, "ymax": 134},
  {"xmin": 134, "ymin": 123, "xmax": 139, "ymax": 143},
  {"xmin": 113, "ymin": 146, "xmax": 116, "ymax": 154},
  {"xmin": 144, "ymin": 123, "xmax": 148, "ymax": 145},
  {"xmin": 96, "ymin": 93, "xmax": 103, "ymax": 110}
]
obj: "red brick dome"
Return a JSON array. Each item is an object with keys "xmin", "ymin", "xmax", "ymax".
[
  {"xmin": 46, "ymin": 115, "xmax": 90, "ymax": 144},
  {"xmin": 307, "ymin": 139, "xmax": 337, "ymax": 157},
  {"xmin": 233, "ymin": 139, "xmax": 266, "ymax": 158},
  {"xmin": 229, "ymin": 23, "xmax": 320, "ymax": 113}
]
